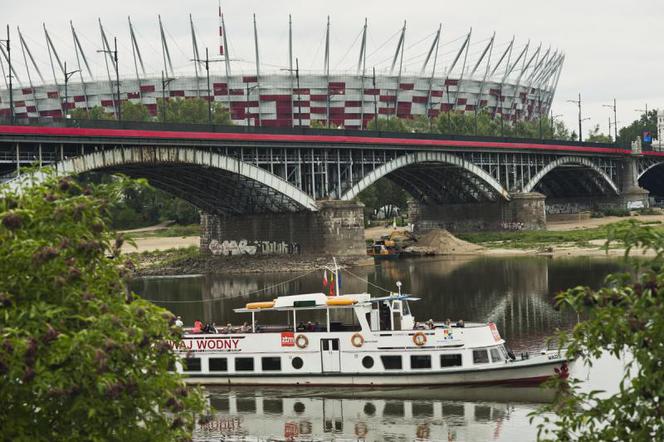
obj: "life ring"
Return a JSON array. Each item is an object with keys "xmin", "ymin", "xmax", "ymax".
[
  {"xmin": 295, "ymin": 334, "xmax": 308, "ymax": 349},
  {"xmin": 412, "ymin": 332, "xmax": 427, "ymax": 346},
  {"xmin": 351, "ymin": 333, "xmax": 364, "ymax": 348}
]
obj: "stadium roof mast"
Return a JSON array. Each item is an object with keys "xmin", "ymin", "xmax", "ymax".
[
  {"xmin": 390, "ymin": 20, "xmax": 406, "ymax": 120},
  {"xmin": 43, "ymin": 24, "xmax": 65, "ymax": 87},
  {"xmin": 189, "ymin": 14, "xmax": 202, "ymax": 98},
  {"xmin": 71, "ymin": 21, "xmax": 93, "ymax": 111},
  {"xmin": 128, "ymin": 17, "xmax": 146, "ymax": 102},
  {"xmin": 473, "ymin": 32, "xmax": 495, "ymax": 120},
  {"xmin": 422, "ymin": 23, "xmax": 441, "ymax": 130},
  {"xmin": 324, "ymin": 16, "xmax": 331, "ymax": 127},
  {"xmin": 510, "ymin": 42, "xmax": 539, "ymax": 121},
  {"xmin": 158, "ymin": 15, "xmax": 175, "ymax": 78},
  {"xmin": 358, "ymin": 18, "xmax": 368, "ymax": 128},
  {"xmin": 17, "ymin": 26, "xmax": 43, "ymax": 115},
  {"xmin": 252, "ymin": 13, "xmax": 261, "ymax": 127},
  {"xmin": 490, "ymin": 36, "xmax": 514, "ymax": 119},
  {"xmin": 441, "ymin": 28, "xmax": 470, "ymax": 113},
  {"xmin": 218, "ymin": 3, "xmax": 232, "ymax": 108},
  {"xmin": 452, "ymin": 27, "xmax": 471, "ymax": 108},
  {"xmin": 98, "ymin": 19, "xmax": 119, "ymax": 120}
]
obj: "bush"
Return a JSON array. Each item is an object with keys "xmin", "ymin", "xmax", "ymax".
[{"xmin": 0, "ymin": 172, "xmax": 205, "ymax": 441}]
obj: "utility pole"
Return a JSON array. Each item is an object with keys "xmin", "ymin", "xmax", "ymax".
[
  {"xmin": 97, "ymin": 37, "xmax": 120, "ymax": 121},
  {"xmin": 63, "ymin": 61, "xmax": 81, "ymax": 119},
  {"xmin": 280, "ymin": 57, "xmax": 302, "ymax": 127},
  {"xmin": 372, "ymin": 67, "xmax": 378, "ymax": 131},
  {"xmin": 191, "ymin": 47, "xmax": 223, "ymax": 124},
  {"xmin": 0, "ymin": 25, "xmax": 13, "ymax": 124},
  {"xmin": 567, "ymin": 93, "xmax": 583, "ymax": 142},
  {"xmin": 603, "ymin": 98, "xmax": 618, "ymax": 142},
  {"xmin": 160, "ymin": 70, "xmax": 175, "ymax": 123}
]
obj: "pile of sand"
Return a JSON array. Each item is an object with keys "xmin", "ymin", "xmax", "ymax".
[{"xmin": 405, "ymin": 229, "xmax": 484, "ymax": 255}]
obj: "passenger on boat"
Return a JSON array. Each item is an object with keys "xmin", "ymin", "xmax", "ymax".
[
  {"xmin": 314, "ymin": 321, "xmax": 323, "ymax": 332},
  {"xmin": 413, "ymin": 322, "xmax": 426, "ymax": 330},
  {"xmin": 455, "ymin": 319, "xmax": 465, "ymax": 328},
  {"xmin": 222, "ymin": 323, "xmax": 232, "ymax": 333},
  {"xmin": 426, "ymin": 319, "xmax": 435, "ymax": 329},
  {"xmin": 241, "ymin": 322, "xmax": 251, "ymax": 333},
  {"xmin": 191, "ymin": 319, "xmax": 203, "ymax": 334},
  {"xmin": 445, "ymin": 318, "xmax": 452, "ymax": 326},
  {"xmin": 306, "ymin": 321, "xmax": 314, "ymax": 332},
  {"xmin": 204, "ymin": 322, "xmax": 218, "ymax": 334},
  {"xmin": 296, "ymin": 321, "xmax": 306, "ymax": 332},
  {"xmin": 174, "ymin": 316, "xmax": 184, "ymax": 328}
]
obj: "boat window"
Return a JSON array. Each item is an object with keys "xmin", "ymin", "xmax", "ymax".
[
  {"xmin": 440, "ymin": 354, "xmax": 462, "ymax": 367},
  {"xmin": 183, "ymin": 357, "xmax": 201, "ymax": 372},
  {"xmin": 490, "ymin": 347, "xmax": 504, "ymax": 363},
  {"xmin": 263, "ymin": 398, "xmax": 283, "ymax": 414},
  {"xmin": 209, "ymin": 357, "xmax": 228, "ymax": 372},
  {"xmin": 210, "ymin": 397, "xmax": 229, "ymax": 411},
  {"xmin": 362, "ymin": 356, "xmax": 374, "ymax": 369},
  {"xmin": 237, "ymin": 397, "xmax": 256, "ymax": 413},
  {"xmin": 410, "ymin": 355, "xmax": 432, "ymax": 369},
  {"xmin": 262, "ymin": 356, "xmax": 282, "ymax": 371},
  {"xmin": 235, "ymin": 357, "xmax": 255, "ymax": 371},
  {"xmin": 402, "ymin": 301, "xmax": 411, "ymax": 316},
  {"xmin": 331, "ymin": 339, "xmax": 339, "ymax": 351},
  {"xmin": 473, "ymin": 349, "xmax": 490, "ymax": 364},
  {"xmin": 384, "ymin": 401, "xmax": 405, "ymax": 417},
  {"xmin": 381, "ymin": 355, "xmax": 403, "ymax": 370},
  {"xmin": 413, "ymin": 402, "xmax": 434, "ymax": 418},
  {"xmin": 292, "ymin": 357, "xmax": 304, "ymax": 369},
  {"xmin": 322, "ymin": 340, "xmax": 329, "ymax": 351}
]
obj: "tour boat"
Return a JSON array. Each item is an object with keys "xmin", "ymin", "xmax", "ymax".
[{"xmin": 172, "ymin": 275, "xmax": 571, "ymax": 387}]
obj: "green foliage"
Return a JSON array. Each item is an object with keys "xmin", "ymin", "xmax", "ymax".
[
  {"xmin": 121, "ymin": 100, "xmax": 151, "ymax": 122},
  {"xmin": 356, "ymin": 177, "xmax": 409, "ymax": 220},
  {"xmin": 530, "ymin": 220, "xmax": 664, "ymax": 441},
  {"xmin": 618, "ymin": 110, "xmax": 657, "ymax": 145},
  {"xmin": 0, "ymin": 172, "xmax": 206, "ymax": 441},
  {"xmin": 68, "ymin": 105, "xmax": 114, "ymax": 121},
  {"xmin": 157, "ymin": 98, "xmax": 232, "ymax": 125},
  {"xmin": 586, "ymin": 124, "xmax": 613, "ymax": 143}
]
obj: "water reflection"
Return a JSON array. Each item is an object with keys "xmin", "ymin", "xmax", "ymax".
[{"xmin": 195, "ymin": 387, "xmax": 547, "ymax": 442}]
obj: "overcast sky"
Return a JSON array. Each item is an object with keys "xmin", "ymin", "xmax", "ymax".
[{"xmin": 3, "ymin": 0, "xmax": 662, "ymax": 135}]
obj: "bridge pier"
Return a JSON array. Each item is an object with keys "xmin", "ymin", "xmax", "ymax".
[
  {"xmin": 618, "ymin": 156, "xmax": 650, "ymax": 209},
  {"xmin": 200, "ymin": 201, "xmax": 366, "ymax": 257},
  {"xmin": 408, "ymin": 192, "xmax": 546, "ymax": 233}
]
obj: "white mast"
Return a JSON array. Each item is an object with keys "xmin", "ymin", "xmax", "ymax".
[
  {"xmin": 98, "ymin": 19, "xmax": 117, "ymax": 119},
  {"xmin": 289, "ymin": 14, "xmax": 294, "ymax": 128},
  {"xmin": 253, "ymin": 13, "xmax": 261, "ymax": 126},
  {"xmin": 358, "ymin": 18, "xmax": 368, "ymax": 127},
  {"xmin": 128, "ymin": 17, "xmax": 146, "ymax": 102},
  {"xmin": 17, "ymin": 26, "xmax": 41, "ymax": 115},
  {"xmin": 189, "ymin": 14, "xmax": 201, "ymax": 98},
  {"xmin": 158, "ymin": 15, "xmax": 175, "ymax": 78},
  {"xmin": 43, "ymin": 24, "xmax": 65, "ymax": 86},
  {"xmin": 324, "ymin": 16, "xmax": 330, "ymax": 127}
]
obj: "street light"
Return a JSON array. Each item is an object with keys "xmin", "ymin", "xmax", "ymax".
[
  {"xmin": 62, "ymin": 61, "xmax": 81, "ymax": 120},
  {"xmin": 550, "ymin": 112, "xmax": 562, "ymax": 139},
  {"xmin": 280, "ymin": 57, "xmax": 302, "ymax": 127},
  {"xmin": 97, "ymin": 37, "xmax": 121, "ymax": 121},
  {"xmin": 245, "ymin": 83, "xmax": 259, "ymax": 127},
  {"xmin": 602, "ymin": 98, "xmax": 618, "ymax": 142},
  {"xmin": 567, "ymin": 93, "xmax": 583, "ymax": 142},
  {"xmin": 191, "ymin": 47, "xmax": 224, "ymax": 125},
  {"xmin": 0, "ymin": 25, "xmax": 13, "ymax": 124},
  {"xmin": 160, "ymin": 70, "xmax": 175, "ymax": 123}
]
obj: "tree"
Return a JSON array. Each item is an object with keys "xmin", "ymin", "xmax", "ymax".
[
  {"xmin": 157, "ymin": 98, "xmax": 231, "ymax": 125},
  {"xmin": 68, "ymin": 105, "xmax": 113, "ymax": 121},
  {"xmin": 618, "ymin": 110, "xmax": 657, "ymax": 145},
  {"xmin": 531, "ymin": 221, "xmax": 664, "ymax": 441},
  {"xmin": 357, "ymin": 177, "xmax": 409, "ymax": 221},
  {"xmin": 586, "ymin": 124, "xmax": 613, "ymax": 143},
  {"xmin": 0, "ymin": 172, "xmax": 206, "ymax": 441},
  {"xmin": 121, "ymin": 101, "xmax": 151, "ymax": 122}
]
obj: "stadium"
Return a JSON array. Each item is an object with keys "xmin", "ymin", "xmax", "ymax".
[{"xmin": 0, "ymin": 6, "xmax": 564, "ymax": 128}]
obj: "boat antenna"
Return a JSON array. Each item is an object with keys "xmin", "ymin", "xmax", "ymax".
[
  {"xmin": 333, "ymin": 257, "xmax": 340, "ymax": 296},
  {"xmin": 396, "ymin": 281, "xmax": 402, "ymax": 296}
]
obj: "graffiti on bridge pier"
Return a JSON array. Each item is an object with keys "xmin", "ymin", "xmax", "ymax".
[{"xmin": 209, "ymin": 239, "xmax": 301, "ymax": 256}]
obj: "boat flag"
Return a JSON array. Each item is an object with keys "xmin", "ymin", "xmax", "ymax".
[
  {"xmin": 323, "ymin": 270, "xmax": 328, "ymax": 287},
  {"xmin": 329, "ymin": 272, "xmax": 335, "ymax": 296}
]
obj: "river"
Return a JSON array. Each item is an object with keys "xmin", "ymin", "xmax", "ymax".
[{"xmin": 130, "ymin": 256, "xmax": 628, "ymax": 441}]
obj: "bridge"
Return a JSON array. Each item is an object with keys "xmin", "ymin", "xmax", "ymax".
[{"xmin": 1, "ymin": 122, "xmax": 662, "ymax": 255}]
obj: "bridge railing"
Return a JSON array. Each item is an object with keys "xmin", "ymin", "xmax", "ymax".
[{"xmin": 0, "ymin": 115, "xmax": 629, "ymax": 150}]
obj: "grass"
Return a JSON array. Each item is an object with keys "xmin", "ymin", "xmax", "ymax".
[
  {"xmin": 457, "ymin": 219, "xmax": 664, "ymax": 249},
  {"xmin": 126, "ymin": 246, "xmax": 200, "ymax": 269}
]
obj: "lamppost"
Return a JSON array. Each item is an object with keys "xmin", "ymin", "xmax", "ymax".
[
  {"xmin": 191, "ymin": 47, "xmax": 224, "ymax": 125},
  {"xmin": 602, "ymin": 98, "xmax": 618, "ymax": 142},
  {"xmin": 245, "ymin": 83, "xmax": 259, "ymax": 127},
  {"xmin": 97, "ymin": 37, "xmax": 121, "ymax": 121},
  {"xmin": 280, "ymin": 57, "xmax": 302, "ymax": 127},
  {"xmin": 550, "ymin": 112, "xmax": 562, "ymax": 139},
  {"xmin": 160, "ymin": 70, "xmax": 175, "ymax": 123},
  {"xmin": 0, "ymin": 25, "xmax": 13, "ymax": 124},
  {"xmin": 567, "ymin": 93, "xmax": 583, "ymax": 142},
  {"xmin": 62, "ymin": 61, "xmax": 81, "ymax": 119}
]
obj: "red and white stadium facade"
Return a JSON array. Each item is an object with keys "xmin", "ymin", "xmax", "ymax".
[{"xmin": 0, "ymin": 7, "xmax": 564, "ymax": 128}]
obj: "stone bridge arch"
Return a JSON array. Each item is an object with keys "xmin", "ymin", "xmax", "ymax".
[
  {"xmin": 340, "ymin": 151, "xmax": 511, "ymax": 203},
  {"xmin": 522, "ymin": 156, "xmax": 619, "ymax": 196},
  {"xmin": 11, "ymin": 146, "xmax": 318, "ymax": 215}
]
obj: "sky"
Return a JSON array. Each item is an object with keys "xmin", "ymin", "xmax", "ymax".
[{"xmin": 2, "ymin": 0, "xmax": 662, "ymax": 135}]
